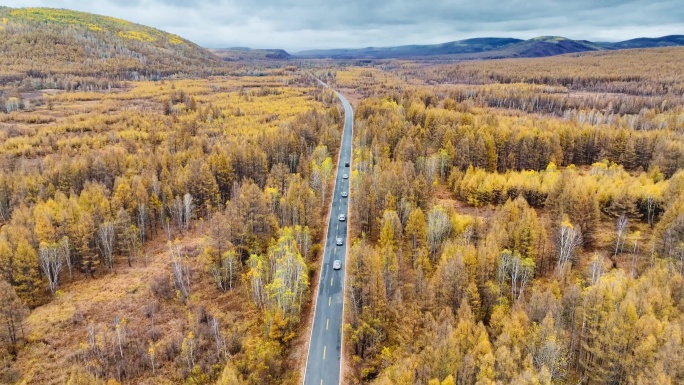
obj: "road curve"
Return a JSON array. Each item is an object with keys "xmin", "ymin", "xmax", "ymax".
[{"xmin": 303, "ymin": 82, "xmax": 353, "ymax": 385}]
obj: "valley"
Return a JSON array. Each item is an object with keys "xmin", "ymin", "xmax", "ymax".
[{"xmin": 1, "ymin": 5, "xmax": 684, "ymax": 385}]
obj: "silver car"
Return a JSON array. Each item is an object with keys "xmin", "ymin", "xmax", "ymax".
[
  {"xmin": 333, "ymin": 260, "xmax": 341, "ymax": 270},
  {"xmin": 341, "ymin": 191, "xmax": 348, "ymax": 198},
  {"xmin": 343, "ymin": 174, "xmax": 348, "ymax": 179},
  {"xmin": 336, "ymin": 237, "xmax": 344, "ymax": 245},
  {"xmin": 338, "ymin": 214, "xmax": 346, "ymax": 221}
]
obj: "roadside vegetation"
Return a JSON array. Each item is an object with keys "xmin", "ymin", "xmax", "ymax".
[
  {"xmin": 330, "ymin": 48, "xmax": 684, "ymax": 384},
  {"xmin": 0, "ymin": 70, "xmax": 343, "ymax": 384},
  {"xmin": 3, "ymin": 6, "xmax": 684, "ymax": 385}
]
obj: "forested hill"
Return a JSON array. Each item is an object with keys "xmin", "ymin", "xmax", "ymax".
[{"xmin": 0, "ymin": 7, "xmax": 225, "ymax": 90}]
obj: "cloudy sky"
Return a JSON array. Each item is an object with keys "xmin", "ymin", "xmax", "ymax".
[{"xmin": 0, "ymin": 0, "xmax": 682, "ymax": 52}]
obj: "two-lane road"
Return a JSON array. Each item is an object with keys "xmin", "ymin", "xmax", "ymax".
[{"xmin": 303, "ymin": 83, "xmax": 354, "ymax": 385}]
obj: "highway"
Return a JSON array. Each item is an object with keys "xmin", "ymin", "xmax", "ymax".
[{"xmin": 303, "ymin": 82, "xmax": 353, "ymax": 385}]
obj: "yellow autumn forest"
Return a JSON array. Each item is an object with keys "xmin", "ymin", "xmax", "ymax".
[{"xmin": 1, "ymin": 5, "xmax": 684, "ymax": 385}]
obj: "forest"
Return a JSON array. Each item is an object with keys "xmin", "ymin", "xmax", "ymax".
[
  {"xmin": 0, "ymin": 69, "xmax": 346, "ymax": 384},
  {"xmin": 2, "ymin": 6, "xmax": 684, "ymax": 384},
  {"xmin": 322, "ymin": 49, "xmax": 684, "ymax": 384}
]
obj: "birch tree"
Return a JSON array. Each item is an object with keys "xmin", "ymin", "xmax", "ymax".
[
  {"xmin": 210, "ymin": 250, "xmax": 240, "ymax": 291},
  {"xmin": 427, "ymin": 205, "xmax": 451, "ymax": 259},
  {"xmin": 614, "ymin": 214, "xmax": 628, "ymax": 257},
  {"xmin": 589, "ymin": 253, "xmax": 604, "ymax": 285},
  {"xmin": 555, "ymin": 220, "xmax": 582, "ymax": 275},
  {"xmin": 499, "ymin": 249, "xmax": 535, "ymax": 301},
  {"xmin": 38, "ymin": 242, "xmax": 64, "ymax": 294},
  {"xmin": 169, "ymin": 241, "xmax": 191, "ymax": 301},
  {"xmin": 246, "ymin": 228, "xmax": 309, "ymax": 341},
  {"xmin": 137, "ymin": 203, "xmax": 148, "ymax": 242},
  {"xmin": 60, "ymin": 236, "xmax": 73, "ymax": 281},
  {"xmin": 98, "ymin": 222, "xmax": 115, "ymax": 269},
  {"xmin": 183, "ymin": 193, "xmax": 193, "ymax": 230},
  {"xmin": 172, "ymin": 195, "xmax": 184, "ymax": 233}
]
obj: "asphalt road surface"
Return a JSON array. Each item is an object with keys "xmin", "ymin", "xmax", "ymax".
[{"xmin": 303, "ymin": 83, "xmax": 353, "ymax": 385}]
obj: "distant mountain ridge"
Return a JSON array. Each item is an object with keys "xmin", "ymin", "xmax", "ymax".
[
  {"xmin": 293, "ymin": 35, "xmax": 684, "ymax": 59},
  {"xmin": 295, "ymin": 37, "xmax": 523, "ymax": 59}
]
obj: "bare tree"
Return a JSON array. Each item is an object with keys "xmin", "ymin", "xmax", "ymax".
[
  {"xmin": 629, "ymin": 231, "xmax": 641, "ymax": 277},
  {"xmin": 294, "ymin": 226, "xmax": 312, "ymax": 261},
  {"xmin": 183, "ymin": 193, "xmax": 194, "ymax": 231},
  {"xmin": 39, "ymin": 243, "xmax": 64, "ymax": 294},
  {"xmin": 148, "ymin": 341, "xmax": 156, "ymax": 375},
  {"xmin": 0, "ymin": 280, "xmax": 28, "ymax": 354},
  {"xmin": 499, "ymin": 250, "xmax": 535, "ymax": 301},
  {"xmin": 614, "ymin": 214, "xmax": 628, "ymax": 257},
  {"xmin": 170, "ymin": 242, "xmax": 191, "ymax": 301},
  {"xmin": 114, "ymin": 316, "xmax": 128, "ymax": 359},
  {"xmin": 211, "ymin": 317, "xmax": 227, "ymax": 360},
  {"xmin": 208, "ymin": 211, "xmax": 230, "ymax": 257},
  {"xmin": 123, "ymin": 225, "xmax": 141, "ymax": 267},
  {"xmin": 172, "ymin": 196, "xmax": 184, "ymax": 233},
  {"xmin": 137, "ymin": 203, "xmax": 148, "ymax": 243},
  {"xmin": 162, "ymin": 215, "xmax": 172, "ymax": 240},
  {"xmin": 645, "ymin": 195, "xmax": 657, "ymax": 228},
  {"xmin": 589, "ymin": 253, "xmax": 604, "ymax": 285},
  {"xmin": 427, "ymin": 205, "xmax": 451, "ymax": 258},
  {"xmin": 555, "ymin": 221, "xmax": 582, "ymax": 275},
  {"xmin": 98, "ymin": 222, "xmax": 116, "ymax": 269},
  {"xmin": 183, "ymin": 332, "xmax": 196, "ymax": 371},
  {"xmin": 210, "ymin": 250, "xmax": 240, "ymax": 292},
  {"xmin": 60, "ymin": 237, "xmax": 73, "ymax": 281}
]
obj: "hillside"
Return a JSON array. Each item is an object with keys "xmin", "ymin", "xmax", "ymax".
[
  {"xmin": 606, "ymin": 34, "xmax": 684, "ymax": 49},
  {"xmin": 0, "ymin": 7, "xmax": 224, "ymax": 90},
  {"xmin": 471, "ymin": 36, "xmax": 602, "ymax": 59},
  {"xmin": 419, "ymin": 46, "xmax": 684, "ymax": 95},
  {"xmin": 294, "ymin": 34, "xmax": 684, "ymax": 59},
  {"xmin": 210, "ymin": 47, "xmax": 291, "ymax": 61}
]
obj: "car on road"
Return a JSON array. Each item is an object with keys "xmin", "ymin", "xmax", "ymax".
[
  {"xmin": 341, "ymin": 191, "xmax": 348, "ymax": 198},
  {"xmin": 338, "ymin": 214, "xmax": 346, "ymax": 221},
  {"xmin": 343, "ymin": 174, "xmax": 348, "ymax": 179},
  {"xmin": 344, "ymin": 162, "xmax": 350, "ymax": 167},
  {"xmin": 336, "ymin": 237, "xmax": 344, "ymax": 245},
  {"xmin": 333, "ymin": 260, "xmax": 341, "ymax": 270}
]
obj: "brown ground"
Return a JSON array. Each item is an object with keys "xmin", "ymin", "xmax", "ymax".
[{"xmin": 15, "ymin": 225, "xmax": 257, "ymax": 384}]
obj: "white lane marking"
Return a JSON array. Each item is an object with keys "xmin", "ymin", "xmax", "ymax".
[
  {"xmin": 326, "ymin": 319, "xmax": 329, "ymax": 330},
  {"xmin": 323, "ymin": 345, "xmax": 327, "ymax": 360},
  {"xmin": 330, "ymin": 277, "xmax": 334, "ymax": 286},
  {"xmin": 329, "ymin": 296, "xmax": 331, "ymax": 306}
]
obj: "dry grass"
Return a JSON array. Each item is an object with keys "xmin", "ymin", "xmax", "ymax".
[{"xmin": 16, "ymin": 225, "xmax": 259, "ymax": 384}]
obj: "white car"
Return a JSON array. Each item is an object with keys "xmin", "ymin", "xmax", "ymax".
[
  {"xmin": 343, "ymin": 174, "xmax": 348, "ymax": 179},
  {"xmin": 338, "ymin": 214, "xmax": 346, "ymax": 221},
  {"xmin": 333, "ymin": 260, "xmax": 342, "ymax": 270},
  {"xmin": 336, "ymin": 237, "xmax": 344, "ymax": 245},
  {"xmin": 341, "ymin": 191, "xmax": 348, "ymax": 198}
]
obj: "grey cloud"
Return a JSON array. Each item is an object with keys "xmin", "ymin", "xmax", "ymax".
[{"xmin": 0, "ymin": 0, "xmax": 681, "ymax": 51}]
